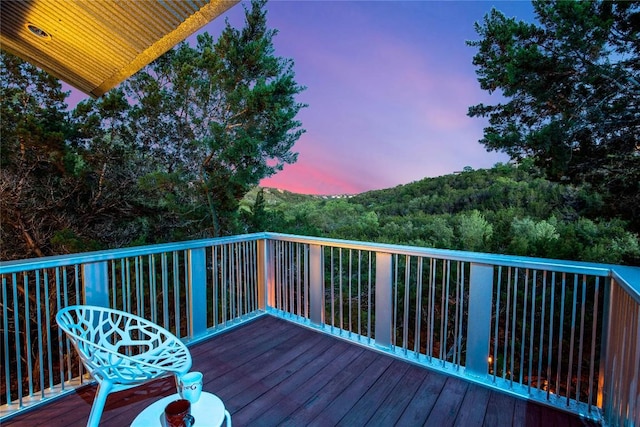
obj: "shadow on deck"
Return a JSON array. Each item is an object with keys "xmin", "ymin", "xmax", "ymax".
[{"xmin": 6, "ymin": 315, "xmax": 599, "ymax": 426}]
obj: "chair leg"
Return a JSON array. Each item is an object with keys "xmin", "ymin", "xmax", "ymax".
[
  {"xmin": 87, "ymin": 382, "xmax": 112, "ymax": 427},
  {"xmin": 224, "ymin": 409, "xmax": 232, "ymax": 427}
]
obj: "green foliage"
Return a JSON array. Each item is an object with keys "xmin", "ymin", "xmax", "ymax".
[
  {"xmin": 467, "ymin": 1, "xmax": 640, "ymax": 229},
  {"xmin": 123, "ymin": 0, "xmax": 305, "ymax": 237},
  {"xmin": 1, "ymin": 51, "xmax": 72, "ymax": 258},
  {"xmin": 456, "ymin": 210, "xmax": 493, "ymax": 252},
  {"xmin": 1, "ymin": 0, "xmax": 305, "ymax": 259},
  {"xmin": 508, "ymin": 217, "xmax": 560, "ymax": 256},
  {"xmin": 249, "ymin": 163, "xmax": 640, "ymax": 266}
]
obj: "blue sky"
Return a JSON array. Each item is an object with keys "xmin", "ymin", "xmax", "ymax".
[{"xmin": 68, "ymin": 1, "xmax": 537, "ymax": 195}]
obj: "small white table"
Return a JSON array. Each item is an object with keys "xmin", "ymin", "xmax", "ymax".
[{"xmin": 131, "ymin": 392, "xmax": 231, "ymax": 427}]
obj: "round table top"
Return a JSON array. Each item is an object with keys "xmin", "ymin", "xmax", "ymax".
[{"xmin": 131, "ymin": 392, "xmax": 226, "ymax": 427}]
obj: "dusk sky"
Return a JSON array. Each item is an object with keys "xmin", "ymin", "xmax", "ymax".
[{"xmin": 67, "ymin": 1, "xmax": 537, "ymax": 195}]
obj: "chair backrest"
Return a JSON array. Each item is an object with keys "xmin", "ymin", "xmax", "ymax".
[{"xmin": 56, "ymin": 305, "xmax": 192, "ymax": 385}]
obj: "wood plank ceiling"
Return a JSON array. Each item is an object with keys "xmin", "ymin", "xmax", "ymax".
[{"xmin": 0, "ymin": 0, "xmax": 238, "ymax": 97}]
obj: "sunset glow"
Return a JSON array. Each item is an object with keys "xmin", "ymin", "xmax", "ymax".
[{"xmin": 66, "ymin": 1, "xmax": 535, "ymax": 195}]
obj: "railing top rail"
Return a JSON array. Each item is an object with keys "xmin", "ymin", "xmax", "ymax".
[
  {"xmin": 265, "ymin": 232, "xmax": 622, "ymax": 275},
  {"xmin": 2, "ymin": 231, "xmax": 637, "ymax": 302},
  {"xmin": 0, "ymin": 233, "xmax": 267, "ymax": 274}
]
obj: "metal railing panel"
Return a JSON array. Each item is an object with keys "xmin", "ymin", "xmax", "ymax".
[
  {"xmin": 0, "ymin": 234, "xmax": 265, "ymax": 420},
  {"xmin": 602, "ymin": 276, "xmax": 640, "ymax": 427},
  {"xmin": 1, "ymin": 265, "xmax": 84, "ymax": 412},
  {"xmin": 487, "ymin": 266, "xmax": 605, "ymax": 419},
  {"xmin": 2, "ymin": 232, "xmax": 639, "ymax": 425}
]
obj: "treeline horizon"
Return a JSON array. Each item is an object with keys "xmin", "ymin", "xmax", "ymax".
[{"xmin": 243, "ymin": 160, "xmax": 640, "ymax": 266}]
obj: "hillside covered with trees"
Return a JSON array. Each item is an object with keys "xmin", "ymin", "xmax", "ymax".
[{"xmin": 244, "ymin": 160, "xmax": 640, "ymax": 266}]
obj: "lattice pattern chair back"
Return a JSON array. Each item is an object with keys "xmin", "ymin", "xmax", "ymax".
[{"xmin": 56, "ymin": 305, "xmax": 192, "ymax": 427}]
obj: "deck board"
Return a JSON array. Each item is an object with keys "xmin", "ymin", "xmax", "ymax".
[
  {"xmin": 424, "ymin": 376, "xmax": 469, "ymax": 427},
  {"xmin": 365, "ymin": 363, "xmax": 430, "ymax": 426},
  {"xmin": 4, "ymin": 315, "xmax": 600, "ymax": 427},
  {"xmin": 395, "ymin": 369, "xmax": 448, "ymax": 425}
]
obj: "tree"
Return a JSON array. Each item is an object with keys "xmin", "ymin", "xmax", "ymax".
[
  {"xmin": 468, "ymin": 1, "xmax": 640, "ymax": 229},
  {"xmin": 0, "ymin": 51, "xmax": 73, "ymax": 258},
  {"xmin": 457, "ymin": 210, "xmax": 493, "ymax": 252},
  {"xmin": 1, "ymin": 51, "xmax": 154, "ymax": 259},
  {"xmin": 124, "ymin": 0, "xmax": 306, "ymax": 237}
]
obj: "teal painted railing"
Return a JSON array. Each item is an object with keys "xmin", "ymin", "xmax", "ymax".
[{"xmin": 2, "ymin": 233, "xmax": 638, "ymax": 425}]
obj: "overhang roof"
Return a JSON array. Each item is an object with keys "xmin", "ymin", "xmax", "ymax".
[{"xmin": 0, "ymin": 0, "xmax": 238, "ymax": 98}]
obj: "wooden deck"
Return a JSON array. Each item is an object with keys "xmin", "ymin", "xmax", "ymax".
[{"xmin": 6, "ymin": 315, "xmax": 599, "ymax": 426}]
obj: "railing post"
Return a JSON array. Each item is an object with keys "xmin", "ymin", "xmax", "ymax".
[
  {"xmin": 187, "ymin": 248, "xmax": 207, "ymax": 338},
  {"xmin": 82, "ymin": 261, "xmax": 110, "ymax": 307},
  {"xmin": 375, "ymin": 252, "xmax": 393, "ymax": 349},
  {"xmin": 466, "ymin": 263, "xmax": 494, "ymax": 377},
  {"xmin": 309, "ymin": 244, "xmax": 324, "ymax": 326},
  {"xmin": 257, "ymin": 239, "xmax": 269, "ymax": 311}
]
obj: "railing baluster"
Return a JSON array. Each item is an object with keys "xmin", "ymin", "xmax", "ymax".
[
  {"xmin": 403, "ymin": 256, "xmax": 410, "ymax": 353},
  {"xmin": 211, "ymin": 247, "xmax": 218, "ymax": 328},
  {"xmin": 125, "ymin": 258, "xmax": 131, "ymax": 314},
  {"xmin": 393, "ymin": 254, "xmax": 399, "ymax": 347},
  {"xmin": 23, "ymin": 273, "xmax": 33, "ymax": 398},
  {"xmin": 566, "ymin": 274, "xmax": 579, "ymax": 405},
  {"xmin": 2, "ymin": 276, "xmax": 10, "ymax": 404},
  {"xmin": 119, "ymin": 259, "xmax": 125, "ymax": 312},
  {"xmin": 174, "ymin": 251, "xmax": 181, "ymax": 334},
  {"xmin": 304, "ymin": 244, "xmax": 309, "ymax": 319},
  {"xmin": 576, "ymin": 275, "xmax": 587, "ymax": 404},
  {"xmin": 348, "ymin": 250, "xmax": 353, "ymax": 336},
  {"xmin": 458, "ymin": 262, "xmax": 466, "ymax": 369},
  {"xmin": 339, "ymin": 248, "xmax": 343, "ymax": 331},
  {"xmin": 439, "ymin": 261, "xmax": 446, "ymax": 363},
  {"xmin": 428, "ymin": 258, "xmax": 436, "ymax": 363},
  {"xmin": 443, "ymin": 260, "xmax": 451, "ymax": 364},
  {"xmin": 588, "ymin": 277, "xmax": 600, "ymax": 412},
  {"xmin": 367, "ymin": 254, "xmax": 372, "ymax": 342},
  {"xmin": 43, "ymin": 270, "xmax": 53, "ymax": 391},
  {"xmin": 547, "ymin": 272, "xmax": 556, "ymax": 400},
  {"xmin": 556, "ymin": 273, "xmax": 567, "ymax": 399},
  {"xmin": 520, "ymin": 269, "xmax": 528, "ymax": 386},
  {"xmin": 510, "ymin": 268, "xmax": 518, "ymax": 386},
  {"xmin": 528, "ymin": 270, "xmax": 536, "ymax": 394},
  {"xmin": 149, "ymin": 254, "xmax": 156, "ymax": 321},
  {"xmin": 288, "ymin": 242, "xmax": 294, "ymax": 317},
  {"xmin": 110, "ymin": 261, "xmax": 115, "ymax": 309},
  {"xmin": 55, "ymin": 269, "xmax": 62, "ymax": 394},
  {"xmin": 503, "ymin": 268, "xmax": 511, "ymax": 381},
  {"xmin": 137, "ymin": 256, "xmax": 143, "ymax": 316},
  {"xmin": 62, "ymin": 269, "xmax": 72, "ymax": 382},
  {"xmin": 12, "ymin": 273, "xmax": 22, "ymax": 406},
  {"xmin": 35, "ymin": 270, "xmax": 44, "ymax": 397},
  {"xmin": 493, "ymin": 266, "xmax": 502, "ymax": 382},
  {"xmin": 537, "ymin": 271, "xmax": 547, "ymax": 392},
  {"xmin": 296, "ymin": 243, "xmax": 302, "ymax": 317},
  {"xmin": 452, "ymin": 261, "xmax": 459, "ymax": 366},
  {"xmin": 415, "ymin": 257, "xmax": 423, "ymax": 358},
  {"xmin": 358, "ymin": 251, "xmax": 362, "ymax": 336}
]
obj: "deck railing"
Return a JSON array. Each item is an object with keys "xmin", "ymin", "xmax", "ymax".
[{"xmin": 1, "ymin": 232, "xmax": 638, "ymax": 425}]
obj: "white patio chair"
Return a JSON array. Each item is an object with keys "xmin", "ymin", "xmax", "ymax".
[{"xmin": 56, "ymin": 305, "xmax": 192, "ymax": 427}]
